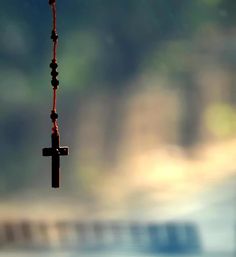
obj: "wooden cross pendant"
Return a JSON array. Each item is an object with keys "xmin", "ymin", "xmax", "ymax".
[{"xmin": 42, "ymin": 132, "xmax": 68, "ymax": 188}]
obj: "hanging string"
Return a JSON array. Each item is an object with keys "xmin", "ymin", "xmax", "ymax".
[
  {"xmin": 51, "ymin": 1, "xmax": 57, "ymax": 60},
  {"xmin": 43, "ymin": 0, "xmax": 69, "ymax": 189},
  {"xmin": 49, "ymin": 0, "xmax": 59, "ymax": 134}
]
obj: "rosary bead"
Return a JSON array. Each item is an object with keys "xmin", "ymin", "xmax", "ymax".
[
  {"xmin": 51, "ymin": 70, "xmax": 59, "ymax": 77},
  {"xmin": 51, "ymin": 78, "xmax": 59, "ymax": 87},
  {"xmin": 50, "ymin": 111, "xmax": 58, "ymax": 121},
  {"xmin": 50, "ymin": 61, "xmax": 58, "ymax": 69},
  {"xmin": 49, "ymin": 0, "xmax": 56, "ymax": 5},
  {"xmin": 51, "ymin": 30, "xmax": 58, "ymax": 42}
]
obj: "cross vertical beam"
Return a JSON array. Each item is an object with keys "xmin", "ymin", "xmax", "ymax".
[{"xmin": 42, "ymin": 132, "xmax": 68, "ymax": 188}]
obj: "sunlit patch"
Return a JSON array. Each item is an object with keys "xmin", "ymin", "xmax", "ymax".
[
  {"xmin": 90, "ymin": 138, "xmax": 236, "ymax": 219},
  {"xmin": 204, "ymin": 103, "xmax": 236, "ymax": 138}
]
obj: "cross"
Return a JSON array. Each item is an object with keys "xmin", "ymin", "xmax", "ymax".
[{"xmin": 42, "ymin": 132, "xmax": 68, "ymax": 188}]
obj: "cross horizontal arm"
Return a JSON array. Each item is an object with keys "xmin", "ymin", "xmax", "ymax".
[
  {"xmin": 42, "ymin": 147, "xmax": 69, "ymax": 156},
  {"xmin": 59, "ymin": 147, "xmax": 69, "ymax": 156},
  {"xmin": 42, "ymin": 148, "xmax": 53, "ymax": 156}
]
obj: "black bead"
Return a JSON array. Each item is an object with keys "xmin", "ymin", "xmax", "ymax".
[
  {"xmin": 51, "ymin": 30, "xmax": 58, "ymax": 42},
  {"xmin": 49, "ymin": 0, "xmax": 56, "ymax": 5},
  {"xmin": 51, "ymin": 78, "xmax": 59, "ymax": 87},
  {"xmin": 50, "ymin": 111, "xmax": 58, "ymax": 121},
  {"xmin": 50, "ymin": 61, "xmax": 58, "ymax": 69},
  {"xmin": 51, "ymin": 70, "xmax": 59, "ymax": 77}
]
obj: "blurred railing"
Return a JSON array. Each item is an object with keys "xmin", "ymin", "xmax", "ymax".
[{"xmin": 0, "ymin": 221, "xmax": 201, "ymax": 254}]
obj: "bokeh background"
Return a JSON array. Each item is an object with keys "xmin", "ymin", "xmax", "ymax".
[{"xmin": 0, "ymin": 0, "xmax": 236, "ymax": 256}]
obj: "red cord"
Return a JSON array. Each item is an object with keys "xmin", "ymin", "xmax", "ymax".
[
  {"xmin": 52, "ymin": 88, "xmax": 58, "ymax": 132},
  {"xmin": 53, "ymin": 88, "xmax": 57, "ymax": 111},
  {"xmin": 52, "ymin": 3, "xmax": 57, "ymax": 32},
  {"xmin": 50, "ymin": 1, "xmax": 58, "ymax": 133},
  {"xmin": 52, "ymin": 3, "xmax": 57, "ymax": 61}
]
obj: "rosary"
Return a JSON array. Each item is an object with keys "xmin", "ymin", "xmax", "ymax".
[{"xmin": 42, "ymin": 0, "xmax": 69, "ymax": 188}]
